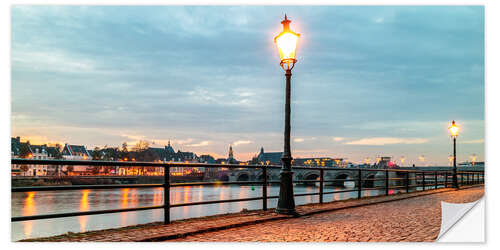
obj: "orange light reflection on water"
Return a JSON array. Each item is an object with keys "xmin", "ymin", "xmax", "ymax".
[
  {"xmin": 79, "ymin": 190, "xmax": 90, "ymax": 232},
  {"xmin": 121, "ymin": 188, "xmax": 130, "ymax": 208},
  {"xmin": 23, "ymin": 192, "xmax": 36, "ymax": 238},
  {"xmin": 183, "ymin": 186, "xmax": 191, "ymax": 217},
  {"xmin": 120, "ymin": 188, "xmax": 130, "ymax": 227}
]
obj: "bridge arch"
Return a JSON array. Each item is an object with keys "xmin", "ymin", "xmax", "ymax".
[
  {"xmin": 331, "ymin": 172, "xmax": 354, "ymax": 187},
  {"xmin": 257, "ymin": 174, "xmax": 271, "ymax": 181},
  {"xmin": 297, "ymin": 171, "xmax": 319, "ymax": 186},
  {"xmin": 219, "ymin": 174, "xmax": 229, "ymax": 182},
  {"xmin": 363, "ymin": 173, "xmax": 376, "ymax": 188},
  {"xmin": 304, "ymin": 172, "xmax": 320, "ymax": 180},
  {"xmin": 236, "ymin": 172, "xmax": 250, "ymax": 181}
]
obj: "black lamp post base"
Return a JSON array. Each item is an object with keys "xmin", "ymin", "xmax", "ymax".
[
  {"xmin": 275, "ymin": 207, "xmax": 299, "ymax": 216},
  {"xmin": 452, "ymin": 176, "xmax": 459, "ymax": 189},
  {"xmin": 276, "ymin": 170, "xmax": 296, "ymax": 215}
]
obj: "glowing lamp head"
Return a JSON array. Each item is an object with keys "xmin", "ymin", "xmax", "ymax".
[
  {"xmin": 274, "ymin": 14, "xmax": 300, "ymax": 70},
  {"xmin": 448, "ymin": 120, "xmax": 459, "ymax": 137}
]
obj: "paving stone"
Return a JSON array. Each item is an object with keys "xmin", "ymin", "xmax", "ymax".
[
  {"xmin": 21, "ymin": 186, "xmax": 483, "ymax": 242},
  {"xmin": 169, "ymin": 186, "xmax": 483, "ymax": 242}
]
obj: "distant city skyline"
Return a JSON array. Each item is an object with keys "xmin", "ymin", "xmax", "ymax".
[
  {"xmin": 11, "ymin": 135, "xmax": 482, "ymax": 166},
  {"xmin": 11, "ymin": 6, "xmax": 484, "ymax": 165}
]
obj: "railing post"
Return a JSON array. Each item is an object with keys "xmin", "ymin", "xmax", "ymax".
[
  {"xmin": 460, "ymin": 172, "xmax": 463, "ymax": 186},
  {"xmin": 262, "ymin": 166, "xmax": 267, "ymax": 211},
  {"xmin": 435, "ymin": 171, "xmax": 438, "ymax": 189},
  {"xmin": 421, "ymin": 172, "xmax": 425, "ymax": 191},
  {"xmin": 319, "ymin": 169, "xmax": 324, "ymax": 204},
  {"xmin": 405, "ymin": 172, "xmax": 409, "ymax": 193},
  {"xmin": 445, "ymin": 171, "xmax": 448, "ymax": 188},
  {"xmin": 467, "ymin": 172, "xmax": 470, "ymax": 185},
  {"xmin": 385, "ymin": 169, "xmax": 389, "ymax": 196},
  {"xmin": 163, "ymin": 165, "xmax": 170, "ymax": 224},
  {"xmin": 358, "ymin": 169, "xmax": 362, "ymax": 199}
]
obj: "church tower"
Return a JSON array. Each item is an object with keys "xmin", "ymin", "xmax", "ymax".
[{"xmin": 228, "ymin": 145, "xmax": 234, "ymax": 161}]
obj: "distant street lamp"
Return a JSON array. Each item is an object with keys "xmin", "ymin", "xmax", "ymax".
[
  {"xmin": 274, "ymin": 14, "xmax": 300, "ymax": 215},
  {"xmin": 471, "ymin": 154, "xmax": 477, "ymax": 166},
  {"xmin": 419, "ymin": 155, "xmax": 425, "ymax": 166},
  {"xmin": 448, "ymin": 120, "xmax": 460, "ymax": 188}
]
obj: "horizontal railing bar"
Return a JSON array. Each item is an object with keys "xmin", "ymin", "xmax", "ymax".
[
  {"xmin": 11, "ymin": 159, "xmax": 481, "ymax": 173},
  {"xmin": 12, "ymin": 205, "xmax": 164, "ymax": 222},
  {"xmin": 294, "ymin": 192, "xmax": 320, "ymax": 197},
  {"xmin": 323, "ymin": 189, "xmax": 358, "ymax": 195},
  {"xmin": 11, "ymin": 159, "xmax": 269, "ymax": 169},
  {"xmin": 359, "ymin": 187, "xmax": 385, "ymax": 191},
  {"xmin": 170, "ymin": 181, "xmax": 263, "ymax": 187},
  {"xmin": 12, "ymin": 184, "xmax": 164, "ymax": 192},
  {"xmin": 170, "ymin": 197, "xmax": 263, "ymax": 207}
]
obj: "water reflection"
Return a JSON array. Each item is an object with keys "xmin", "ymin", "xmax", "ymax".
[
  {"xmin": 79, "ymin": 190, "xmax": 90, "ymax": 231},
  {"xmin": 11, "ymin": 185, "xmax": 397, "ymax": 241},
  {"xmin": 22, "ymin": 192, "xmax": 36, "ymax": 238}
]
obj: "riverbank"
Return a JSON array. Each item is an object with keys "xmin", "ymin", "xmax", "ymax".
[{"xmin": 19, "ymin": 184, "xmax": 484, "ymax": 242}]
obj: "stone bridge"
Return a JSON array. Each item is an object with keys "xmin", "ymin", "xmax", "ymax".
[
  {"xmin": 216, "ymin": 167, "xmax": 416, "ymax": 188},
  {"xmin": 214, "ymin": 166, "xmax": 484, "ymax": 188}
]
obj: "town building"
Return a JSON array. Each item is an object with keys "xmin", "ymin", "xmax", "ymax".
[
  {"xmin": 11, "ymin": 137, "xmax": 62, "ymax": 176},
  {"xmin": 254, "ymin": 147, "xmax": 283, "ymax": 165},
  {"xmin": 61, "ymin": 144, "xmax": 91, "ymax": 175}
]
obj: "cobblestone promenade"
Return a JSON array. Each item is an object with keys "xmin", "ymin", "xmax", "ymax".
[
  {"xmin": 23, "ymin": 186, "xmax": 483, "ymax": 242},
  {"xmin": 170, "ymin": 186, "xmax": 483, "ymax": 242}
]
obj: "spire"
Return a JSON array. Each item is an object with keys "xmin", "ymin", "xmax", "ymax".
[
  {"xmin": 281, "ymin": 13, "xmax": 291, "ymax": 30},
  {"xmin": 228, "ymin": 145, "xmax": 234, "ymax": 159},
  {"xmin": 168, "ymin": 140, "xmax": 171, "ymax": 147}
]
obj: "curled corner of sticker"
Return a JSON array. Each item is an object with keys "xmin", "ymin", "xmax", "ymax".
[{"xmin": 436, "ymin": 198, "xmax": 482, "ymax": 241}]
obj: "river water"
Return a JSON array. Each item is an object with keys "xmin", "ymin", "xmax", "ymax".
[{"xmin": 11, "ymin": 184, "xmax": 398, "ymax": 241}]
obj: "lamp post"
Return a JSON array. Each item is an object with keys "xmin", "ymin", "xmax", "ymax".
[
  {"xmin": 448, "ymin": 120, "xmax": 460, "ymax": 188},
  {"xmin": 274, "ymin": 14, "xmax": 300, "ymax": 215}
]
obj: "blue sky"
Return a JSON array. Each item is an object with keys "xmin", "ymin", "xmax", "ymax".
[{"xmin": 11, "ymin": 6, "xmax": 484, "ymax": 165}]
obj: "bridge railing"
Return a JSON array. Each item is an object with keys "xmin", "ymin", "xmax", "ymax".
[{"xmin": 11, "ymin": 159, "xmax": 484, "ymax": 224}]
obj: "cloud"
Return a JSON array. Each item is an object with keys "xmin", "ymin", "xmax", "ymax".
[
  {"xmin": 344, "ymin": 137, "xmax": 430, "ymax": 145},
  {"xmin": 462, "ymin": 139, "xmax": 484, "ymax": 144},
  {"xmin": 233, "ymin": 140, "xmax": 253, "ymax": 146},
  {"xmin": 186, "ymin": 141, "xmax": 211, "ymax": 147},
  {"xmin": 175, "ymin": 138, "xmax": 194, "ymax": 145},
  {"xmin": 10, "ymin": 6, "xmax": 484, "ymax": 165},
  {"xmin": 294, "ymin": 138, "xmax": 305, "ymax": 142}
]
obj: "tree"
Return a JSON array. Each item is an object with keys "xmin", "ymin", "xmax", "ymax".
[
  {"xmin": 121, "ymin": 142, "xmax": 129, "ymax": 160},
  {"xmin": 132, "ymin": 140, "xmax": 149, "ymax": 152},
  {"xmin": 92, "ymin": 147, "xmax": 101, "ymax": 160}
]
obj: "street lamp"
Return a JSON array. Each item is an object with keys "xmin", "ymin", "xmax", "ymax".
[
  {"xmin": 448, "ymin": 120, "xmax": 460, "ymax": 188},
  {"xmin": 274, "ymin": 14, "xmax": 300, "ymax": 215}
]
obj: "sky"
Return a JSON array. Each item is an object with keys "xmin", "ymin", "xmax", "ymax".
[{"xmin": 10, "ymin": 5, "xmax": 484, "ymax": 166}]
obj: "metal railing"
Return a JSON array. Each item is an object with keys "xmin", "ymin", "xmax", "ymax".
[{"xmin": 11, "ymin": 159, "xmax": 484, "ymax": 223}]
